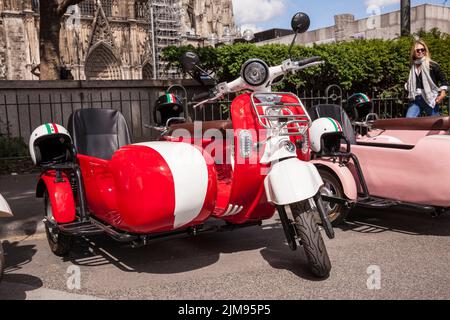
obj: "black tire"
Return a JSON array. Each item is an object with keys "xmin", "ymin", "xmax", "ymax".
[
  {"xmin": 317, "ymin": 168, "xmax": 349, "ymax": 226},
  {"xmin": 291, "ymin": 201, "xmax": 331, "ymax": 278},
  {"xmin": 0, "ymin": 242, "xmax": 4, "ymax": 283},
  {"xmin": 44, "ymin": 192, "xmax": 73, "ymax": 257}
]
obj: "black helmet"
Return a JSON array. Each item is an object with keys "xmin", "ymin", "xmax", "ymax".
[
  {"xmin": 154, "ymin": 93, "xmax": 184, "ymax": 126},
  {"xmin": 345, "ymin": 93, "xmax": 372, "ymax": 121}
]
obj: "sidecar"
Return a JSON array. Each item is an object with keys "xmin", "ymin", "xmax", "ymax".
[
  {"xmin": 309, "ymin": 103, "xmax": 450, "ymax": 224},
  {"xmin": 32, "ymin": 109, "xmax": 218, "ymax": 249}
]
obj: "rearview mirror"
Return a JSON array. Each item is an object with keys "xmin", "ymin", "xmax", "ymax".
[
  {"xmin": 291, "ymin": 12, "xmax": 310, "ymax": 34},
  {"xmin": 180, "ymin": 51, "xmax": 200, "ymax": 73}
]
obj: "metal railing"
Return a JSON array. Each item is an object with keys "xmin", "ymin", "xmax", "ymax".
[{"xmin": 1, "ymin": 82, "xmax": 449, "ymax": 159}]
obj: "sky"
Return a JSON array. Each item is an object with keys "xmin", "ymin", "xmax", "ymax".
[{"xmin": 231, "ymin": 0, "xmax": 449, "ymax": 32}]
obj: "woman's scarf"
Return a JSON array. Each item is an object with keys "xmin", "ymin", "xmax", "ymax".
[{"xmin": 407, "ymin": 58, "xmax": 439, "ymax": 108}]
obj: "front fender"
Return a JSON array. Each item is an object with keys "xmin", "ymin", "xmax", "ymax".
[
  {"xmin": 310, "ymin": 159, "xmax": 358, "ymax": 200},
  {"xmin": 0, "ymin": 193, "xmax": 12, "ymax": 217},
  {"xmin": 264, "ymin": 158, "xmax": 323, "ymax": 206},
  {"xmin": 37, "ymin": 171, "xmax": 76, "ymax": 224}
]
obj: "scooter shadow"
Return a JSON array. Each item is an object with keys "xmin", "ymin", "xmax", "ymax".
[
  {"xmin": 64, "ymin": 220, "xmax": 323, "ymax": 280},
  {"xmin": 0, "ymin": 240, "xmax": 42, "ymax": 300},
  {"xmin": 0, "ymin": 274, "xmax": 44, "ymax": 300},
  {"xmin": 2, "ymin": 240, "xmax": 37, "ymax": 273},
  {"xmin": 341, "ymin": 206, "xmax": 450, "ymax": 236}
]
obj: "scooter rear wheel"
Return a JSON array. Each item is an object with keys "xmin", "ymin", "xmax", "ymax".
[
  {"xmin": 291, "ymin": 200, "xmax": 331, "ymax": 278},
  {"xmin": 318, "ymin": 168, "xmax": 349, "ymax": 226},
  {"xmin": 44, "ymin": 192, "xmax": 73, "ymax": 257}
]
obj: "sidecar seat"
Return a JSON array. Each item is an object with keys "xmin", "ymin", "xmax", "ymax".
[
  {"xmin": 310, "ymin": 104, "xmax": 356, "ymax": 144},
  {"xmin": 67, "ymin": 109, "xmax": 131, "ymax": 160},
  {"xmin": 167, "ymin": 120, "xmax": 233, "ymax": 137}
]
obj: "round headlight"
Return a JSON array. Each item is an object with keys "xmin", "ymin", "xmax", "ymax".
[{"xmin": 241, "ymin": 59, "xmax": 269, "ymax": 87}]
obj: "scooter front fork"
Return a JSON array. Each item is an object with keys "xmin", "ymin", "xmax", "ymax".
[
  {"xmin": 313, "ymin": 194, "xmax": 335, "ymax": 239},
  {"xmin": 276, "ymin": 205, "xmax": 297, "ymax": 251}
]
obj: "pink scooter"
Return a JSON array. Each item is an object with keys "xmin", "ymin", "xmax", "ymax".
[{"xmin": 308, "ymin": 102, "xmax": 450, "ymax": 225}]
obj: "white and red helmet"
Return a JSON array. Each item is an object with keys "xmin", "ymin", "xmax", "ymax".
[
  {"xmin": 309, "ymin": 117, "xmax": 343, "ymax": 153},
  {"xmin": 29, "ymin": 123, "xmax": 72, "ymax": 165}
]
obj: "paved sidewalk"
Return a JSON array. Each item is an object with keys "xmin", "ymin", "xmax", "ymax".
[
  {"xmin": 1, "ymin": 210, "xmax": 449, "ymax": 300},
  {"xmin": 0, "ymin": 279, "xmax": 103, "ymax": 300},
  {"xmin": 0, "ymin": 174, "xmax": 44, "ymax": 237}
]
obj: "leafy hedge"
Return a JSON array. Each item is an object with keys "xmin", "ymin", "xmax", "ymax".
[
  {"xmin": 163, "ymin": 29, "xmax": 450, "ymax": 97},
  {"xmin": 0, "ymin": 136, "xmax": 28, "ymax": 158}
]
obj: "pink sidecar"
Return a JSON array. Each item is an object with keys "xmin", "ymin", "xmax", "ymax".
[{"xmin": 309, "ymin": 104, "xmax": 450, "ymax": 225}]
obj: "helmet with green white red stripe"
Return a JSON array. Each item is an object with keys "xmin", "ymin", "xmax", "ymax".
[
  {"xmin": 154, "ymin": 93, "xmax": 184, "ymax": 126},
  {"xmin": 346, "ymin": 93, "xmax": 372, "ymax": 121},
  {"xmin": 309, "ymin": 117, "xmax": 344, "ymax": 153},
  {"xmin": 29, "ymin": 123, "xmax": 72, "ymax": 165}
]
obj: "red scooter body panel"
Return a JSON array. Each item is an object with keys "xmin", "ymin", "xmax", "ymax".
[
  {"xmin": 219, "ymin": 93, "xmax": 275, "ymax": 224},
  {"xmin": 39, "ymin": 171, "xmax": 76, "ymax": 224},
  {"xmin": 222, "ymin": 93, "xmax": 311, "ymax": 224},
  {"xmin": 77, "ymin": 154, "xmax": 121, "ymax": 227}
]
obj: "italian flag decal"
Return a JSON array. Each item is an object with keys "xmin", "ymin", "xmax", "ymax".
[
  {"xmin": 326, "ymin": 118, "xmax": 342, "ymax": 132},
  {"xmin": 45, "ymin": 123, "xmax": 59, "ymax": 134},
  {"xmin": 166, "ymin": 94, "xmax": 176, "ymax": 104}
]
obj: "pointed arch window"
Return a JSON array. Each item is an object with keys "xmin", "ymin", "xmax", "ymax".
[
  {"xmin": 85, "ymin": 42, "xmax": 122, "ymax": 80},
  {"xmin": 142, "ymin": 62, "xmax": 154, "ymax": 80}
]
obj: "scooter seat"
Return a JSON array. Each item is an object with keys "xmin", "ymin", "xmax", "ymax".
[
  {"xmin": 310, "ymin": 104, "xmax": 357, "ymax": 144},
  {"xmin": 67, "ymin": 109, "xmax": 132, "ymax": 160},
  {"xmin": 372, "ymin": 116, "xmax": 450, "ymax": 131},
  {"xmin": 167, "ymin": 120, "xmax": 233, "ymax": 136}
]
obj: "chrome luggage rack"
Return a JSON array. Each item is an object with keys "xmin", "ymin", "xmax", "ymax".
[{"xmin": 250, "ymin": 92, "xmax": 312, "ymax": 136}]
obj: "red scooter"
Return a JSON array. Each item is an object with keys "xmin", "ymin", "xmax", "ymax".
[{"xmin": 29, "ymin": 12, "xmax": 334, "ymax": 278}]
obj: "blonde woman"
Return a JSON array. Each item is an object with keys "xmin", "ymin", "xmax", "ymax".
[{"xmin": 406, "ymin": 40, "xmax": 448, "ymax": 118}]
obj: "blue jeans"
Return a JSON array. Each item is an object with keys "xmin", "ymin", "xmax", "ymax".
[{"xmin": 406, "ymin": 95, "xmax": 440, "ymax": 118}]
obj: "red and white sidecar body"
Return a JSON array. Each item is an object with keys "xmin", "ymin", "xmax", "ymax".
[{"xmin": 77, "ymin": 141, "xmax": 218, "ymax": 234}]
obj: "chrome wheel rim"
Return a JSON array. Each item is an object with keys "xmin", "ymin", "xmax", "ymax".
[
  {"xmin": 45, "ymin": 199, "xmax": 59, "ymax": 242},
  {"xmin": 320, "ymin": 180, "xmax": 340, "ymax": 220}
]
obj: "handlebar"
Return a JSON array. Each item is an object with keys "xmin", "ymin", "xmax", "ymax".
[
  {"xmin": 192, "ymin": 91, "xmax": 214, "ymax": 102},
  {"xmin": 294, "ymin": 56, "xmax": 322, "ymax": 68},
  {"xmin": 192, "ymin": 57, "xmax": 324, "ymax": 108}
]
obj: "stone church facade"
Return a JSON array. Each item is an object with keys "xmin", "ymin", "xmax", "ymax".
[{"xmin": 0, "ymin": 0, "xmax": 235, "ymax": 80}]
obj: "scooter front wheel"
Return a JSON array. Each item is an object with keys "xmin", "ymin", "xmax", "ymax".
[
  {"xmin": 291, "ymin": 200, "xmax": 331, "ymax": 278},
  {"xmin": 44, "ymin": 192, "xmax": 73, "ymax": 257}
]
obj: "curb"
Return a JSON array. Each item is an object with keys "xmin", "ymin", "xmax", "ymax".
[{"xmin": 0, "ymin": 219, "xmax": 45, "ymax": 239}]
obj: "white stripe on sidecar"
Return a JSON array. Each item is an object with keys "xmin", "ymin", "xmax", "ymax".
[{"xmin": 135, "ymin": 142, "xmax": 208, "ymax": 229}]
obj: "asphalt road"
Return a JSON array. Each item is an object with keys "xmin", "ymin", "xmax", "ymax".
[{"xmin": 1, "ymin": 205, "xmax": 450, "ymax": 300}]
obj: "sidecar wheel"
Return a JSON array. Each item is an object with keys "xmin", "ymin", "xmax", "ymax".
[
  {"xmin": 317, "ymin": 168, "xmax": 349, "ymax": 226},
  {"xmin": 44, "ymin": 192, "xmax": 73, "ymax": 257},
  {"xmin": 0, "ymin": 242, "xmax": 4, "ymax": 283},
  {"xmin": 291, "ymin": 201, "xmax": 331, "ymax": 278}
]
